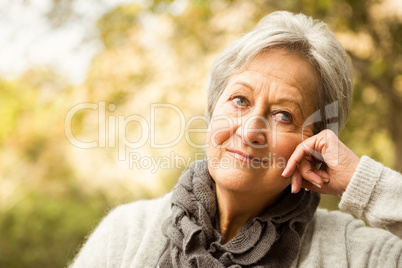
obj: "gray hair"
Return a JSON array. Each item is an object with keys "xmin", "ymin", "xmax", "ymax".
[{"xmin": 206, "ymin": 11, "xmax": 353, "ymax": 134}]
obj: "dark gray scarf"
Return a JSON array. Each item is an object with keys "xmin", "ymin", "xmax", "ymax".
[{"xmin": 159, "ymin": 160, "xmax": 320, "ymax": 267}]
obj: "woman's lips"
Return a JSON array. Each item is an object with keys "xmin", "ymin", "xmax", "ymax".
[{"xmin": 226, "ymin": 148, "xmax": 265, "ymax": 163}]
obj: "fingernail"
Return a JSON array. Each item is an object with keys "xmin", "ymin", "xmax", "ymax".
[
  {"xmin": 312, "ymin": 182, "xmax": 322, "ymax": 189},
  {"xmin": 323, "ymin": 178, "xmax": 329, "ymax": 183},
  {"xmin": 291, "ymin": 184, "xmax": 295, "ymax": 194},
  {"xmin": 281, "ymin": 170, "xmax": 287, "ymax": 177}
]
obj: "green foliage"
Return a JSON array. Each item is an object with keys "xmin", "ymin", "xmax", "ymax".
[
  {"xmin": 97, "ymin": 4, "xmax": 143, "ymax": 49},
  {"xmin": 0, "ymin": 190, "xmax": 109, "ymax": 267},
  {"xmin": 0, "ymin": 79, "xmax": 36, "ymax": 145}
]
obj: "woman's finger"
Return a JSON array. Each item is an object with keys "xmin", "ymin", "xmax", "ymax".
[
  {"xmin": 291, "ymin": 168, "xmax": 302, "ymax": 194},
  {"xmin": 315, "ymin": 166, "xmax": 330, "ymax": 183},
  {"xmin": 297, "ymin": 158, "xmax": 323, "ymax": 189},
  {"xmin": 301, "ymin": 180, "xmax": 324, "ymax": 192},
  {"xmin": 282, "ymin": 130, "xmax": 329, "ymax": 178},
  {"xmin": 282, "ymin": 142, "xmax": 315, "ymax": 178}
]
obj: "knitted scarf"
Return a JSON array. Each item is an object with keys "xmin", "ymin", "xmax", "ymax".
[{"xmin": 159, "ymin": 160, "xmax": 320, "ymax": 267}]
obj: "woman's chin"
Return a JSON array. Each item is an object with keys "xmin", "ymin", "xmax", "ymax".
[{"xmin": 210, "ymin": 166, "xmax": 289, "ymax": 195}]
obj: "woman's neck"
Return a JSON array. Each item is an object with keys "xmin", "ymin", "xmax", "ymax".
[{"xmin": 216, "ymin": 186, "xmax": 283, "ymax": 243}]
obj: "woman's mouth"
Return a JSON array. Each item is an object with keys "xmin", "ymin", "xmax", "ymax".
[{"xmin": 226, "ymin": 148, "xmax": 265, "ymax": 163}]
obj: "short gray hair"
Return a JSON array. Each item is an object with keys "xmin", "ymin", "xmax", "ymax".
[{"xmin": 206, "ymin": 11, "xmax": 353, "ymax": 134}]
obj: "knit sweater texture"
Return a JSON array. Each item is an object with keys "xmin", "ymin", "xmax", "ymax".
[
  {"xmin": 159, "ymin": 160, "xmax": 320, "ymax": 267},
  {"xmin": 70, "ymin": 156, "xmax": 402, "ymax": 267}
]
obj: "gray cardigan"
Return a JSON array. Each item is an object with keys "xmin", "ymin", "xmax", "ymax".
[{"xmin": 70, "ymin": 156, "xmax": 402, "ymax": 267}]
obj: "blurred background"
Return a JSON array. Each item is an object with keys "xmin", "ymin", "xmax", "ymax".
[{"xmin": 0, "ymin": 0, "xmax": 401, "ymax": 266}]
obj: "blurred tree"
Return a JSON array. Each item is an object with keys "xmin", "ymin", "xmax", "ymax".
[
  {"xmin": 335, "ymin": 0, "xmax": 402, "ymax": 172},
  {"xmin": 0, "ymin": 70, "xmax": 153, "ymax": 267}
]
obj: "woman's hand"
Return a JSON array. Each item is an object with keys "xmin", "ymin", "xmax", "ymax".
[{"xmin": 282, "ymin": 129, "xmax": 360, "ymax": 196}]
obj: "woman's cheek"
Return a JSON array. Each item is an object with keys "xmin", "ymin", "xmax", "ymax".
[
  {"xmin": 205, "ymin": 122, "xmax": 229, "ymax": 160},
  {"xmin": 270, "ymin": 133, "xmax": 301, "ymax": 162},
  {"xmin": 207, "ymin": 114, "xmax": 236, "ymax": 147},
  {"xmin": 210, "ymin": 126, "xmax": 229, "ymax": 147}
]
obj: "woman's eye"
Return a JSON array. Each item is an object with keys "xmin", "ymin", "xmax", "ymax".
[
  {"xmin": 232, "ymin": 97, "xmax": 248, "ymax": 107},
  {"xmin": 273, "ymin": 112, "xmax": 292, "ymax": 123}
]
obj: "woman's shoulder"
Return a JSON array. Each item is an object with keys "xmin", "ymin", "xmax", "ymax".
[
  {"xmin": 69, "ymin": 193, "xmax": 172, "ymax": 267},
  {"xmin": 308, "ymin": 208, "xmax": 361, "ymax": 238},
  {"xmin": 108, "ymin": 192, "xmax": 172, "ymax": 225},
  {"xmin": 297, "ymin": 206, "xmax": 402, "ymax": 267},
  {"xmin": 296, "ymin": 208, "xmax": 365, "ymax": 266},
  {"xmin": 308, "ymin": 207, "xmax": 399, "ymax": 245},
  {"xmin": 79, "ymin": 192, "xmax": 172, "ymax": 250},
  {"xmin": 314, "ymin": 208, "xmax": 356, "ymax": 225}
]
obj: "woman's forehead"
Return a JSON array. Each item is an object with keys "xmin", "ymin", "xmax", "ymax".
[{"xmin": 244, "ymin": 49, "xmax": 319, "ymax": 93}]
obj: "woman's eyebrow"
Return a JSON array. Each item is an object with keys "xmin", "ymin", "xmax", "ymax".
[
  {"xmin": 233, "ymin": 81, "xmax": 255, "ymax": 91},
  {"xmin": 275, "ymin": 98, "xmax": 305, "ymax": 117}
]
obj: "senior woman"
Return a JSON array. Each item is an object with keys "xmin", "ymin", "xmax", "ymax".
[{"xmin": 71, "ymin": 11, "xmax": 402, "ymax": 267}]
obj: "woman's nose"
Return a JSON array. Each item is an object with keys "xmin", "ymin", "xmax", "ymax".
[{"xmin": 236, "ymin": 115, "xmax": 269, "ymax": 147}]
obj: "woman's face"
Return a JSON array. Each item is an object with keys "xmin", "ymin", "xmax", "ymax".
[{"xmin": 206, "ymin": 49, "xmax": 319, "ymax": 196}]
